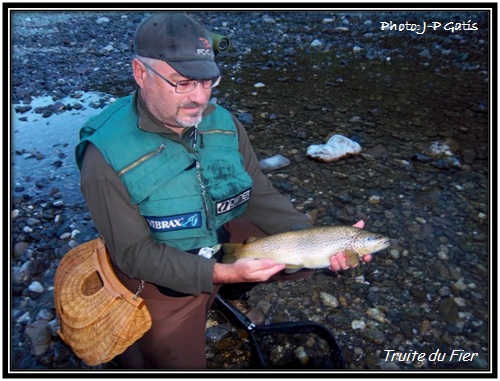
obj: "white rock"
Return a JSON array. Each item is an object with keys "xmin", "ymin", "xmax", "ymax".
[
  {"xmin": 367, "ymin": 308, "xmax": 388, "ymax": 323},
  {"xmin": 294, "ymin": 346, "xmax": 309, "ymax": 365},
  {"xmin": 306, "ymin": 135, "xmax": 362, "ymax": 162},
  {"xmin": 29, "ymin": 281, "xmax": 44, "ymax": 293},
  {"xmin": 101, "ymin": 44, "xmax": 114, "ymax": 53},
  {"xmin": 424, "ymin": 141, "xmax": 451, "ymax": 157},
  {"xmin": 389, "ymin": 249, "xmax": 400, "ymax": 259},
  {"xmin": 319, "ymin": 292, "xmax": 339, "ymax": 308},
  {"xmin": 254, "ymin": 82, "xmax": 265, "ymax": 88},
  {"xmin": 453, "ymin": 281, "xmax": 467, "ymax": 292},
  {"xmin": 351, "ymin": 320, "xmax": 366, "ymax": 330},
  {"xmin": 310, "ymin": 39, "xmax": 324, "ymax": 48},
  {"xmin": 355, "ymin": 275, "xmax": 367, "ymax": 284},
  {"xmin": 17, "ymin": 311, "xmax": 31, "ymax": 324},
  {"xmin": 96, "ymin": 17, "xmax": 110, "ymax": 24},
  {"xmin": 259, "ymin": 154, "xmax": 290, "ymax": 172},
  {"xmin": 437, "ymin": 251, "xmax": 449, "ymax": 260},
  {"xmin": 262, "ymin": 15, "xmax": 276, "ymax": 24},
  {"xmin": 454, "ymin": 297, "xmax": 467, "ymax": 307},
  {"xmin": 59, "ymin": 232, "xmax": 71, "ymax": 240}
]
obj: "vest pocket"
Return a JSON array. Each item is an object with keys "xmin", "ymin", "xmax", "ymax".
[
  {"xmin": 117, "ymin": 144, "xmax": 166, "ymax": 177},
  {"xmin": 120, "ymin": 148, "xmax": 196, "ymax": 204}
]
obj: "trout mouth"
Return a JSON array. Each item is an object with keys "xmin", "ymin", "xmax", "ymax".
[
  {"xmin": 375, "ymin": 239, "xmax": 392, "ymax": 252},
  {"xmin": 351, "ymin": 235, "xmax": 392, "ymax": 256}
]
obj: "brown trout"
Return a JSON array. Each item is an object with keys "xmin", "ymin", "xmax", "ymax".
[{"xmin": 222, "ymin": 226, "xmax": 391, "ymax": 271}]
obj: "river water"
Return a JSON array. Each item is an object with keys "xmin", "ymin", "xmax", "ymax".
[{"xmin": 11, "ymin": 93, "xmax": 106, "ymax": 203}]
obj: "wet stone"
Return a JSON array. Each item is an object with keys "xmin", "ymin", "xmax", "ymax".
[
  {"xmin": 359, "ymin": 328, "xmax": 386, "ymax": 345},
  {"xmin": 25, "ymin": 320, "xmax": 51, "ymax": 356},
  {"xmin": 15, "ymin": 105, "xmax": 32, "ymax": 113},
  {"xmin": 13, "ymin": 242, "xmax": 29, "ymax": 257},
  {"xmin": 438, "ymin": 298, "xmax": 459, "ymax": 323}
]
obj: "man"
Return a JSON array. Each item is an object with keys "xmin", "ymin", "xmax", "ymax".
[{"xmin": 75, "ymin": 12, "xmax": 370, "ymax": 369}]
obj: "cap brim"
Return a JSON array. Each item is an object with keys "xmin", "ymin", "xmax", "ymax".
[{"xmin": 168, "ymin": 60, "xmax": 220, "ymax": 80}]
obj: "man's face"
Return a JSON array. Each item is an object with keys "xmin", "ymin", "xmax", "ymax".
[{"xmin": 134, "ymin": 59, "xmax": 212, "ymax": 130}]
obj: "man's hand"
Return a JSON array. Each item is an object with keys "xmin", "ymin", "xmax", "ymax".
[
  {"xmin": 328, "ymin": 220, "xmax": 372, "ymax": 272},
  {"xmin": 213, "ymin": 258, "xmax": 286, "ymax": 284}
]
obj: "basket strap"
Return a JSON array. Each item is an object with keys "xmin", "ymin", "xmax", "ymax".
[{"xmin": 93, "ymin": 238, "xmax": 146, "ymax": 309}]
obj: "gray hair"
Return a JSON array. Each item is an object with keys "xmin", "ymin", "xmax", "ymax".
[
  {"xmin": 135, "ymin": 55, "xmax": 161, "ymax": 77},
  {"xmin": 136, "ymin": 55, "xmax": 158, "ymax": 66}
]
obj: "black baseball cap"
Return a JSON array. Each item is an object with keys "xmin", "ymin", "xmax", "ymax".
[{"xmin": 133, "ymin": 12, "xmax": 220, "ymax": 79}]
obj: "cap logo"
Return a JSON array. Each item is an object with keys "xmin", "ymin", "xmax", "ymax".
[{"xmin": 197, "ymin": 37, "xmax": 213, "ymax": 56}]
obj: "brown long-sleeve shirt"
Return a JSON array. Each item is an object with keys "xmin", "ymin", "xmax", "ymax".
[{"xmin": 79, "ymin": 91, "xmax": 312, "ymax": 295}]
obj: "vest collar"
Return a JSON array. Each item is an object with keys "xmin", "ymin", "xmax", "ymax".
[{"xmin": 135, "ymin": 89, "xmax": 217, "ymax": 140}]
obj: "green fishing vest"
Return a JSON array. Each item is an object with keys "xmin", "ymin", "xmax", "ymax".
[{"xmin": 75, "ymin": 95, "xmax": 253, "ymax": 251}]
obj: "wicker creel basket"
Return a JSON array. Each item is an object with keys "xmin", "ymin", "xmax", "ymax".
[{"xmin": 54, "ymin": 238, "xmax": 152, "ymax": 366}]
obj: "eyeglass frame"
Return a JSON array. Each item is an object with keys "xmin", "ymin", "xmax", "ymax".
[{"xmin": 136, "ymin": 58, "xmax": 221, "ymax": 94}]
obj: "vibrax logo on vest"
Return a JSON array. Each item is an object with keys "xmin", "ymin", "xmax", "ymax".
[{"xmin": 145, "ymin": 212, "xmax": 202, "ymax": 232}]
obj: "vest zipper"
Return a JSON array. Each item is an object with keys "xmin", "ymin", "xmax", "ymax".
[
  {"xmin": 195, "ymin": 160, "xmax": 212, "ymax": 230},
  {"xmin": 192, "ymin": 126, "xmax": 213, "ymax": 231},
  {"xmin": 197, "ymin": 129, "xmax": 235, "ymax": 149},
  {"xmin": 199, "ymin": 129, "xmax": 235, "ymax": 135},
  {"xmin": 117, "ymin": 144, "xmax": 166, "ymax": 177}
]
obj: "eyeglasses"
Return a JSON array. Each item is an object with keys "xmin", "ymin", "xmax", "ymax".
[{"xmin": 138, "ymin": 59, "xmax": 221, "ymax": 94}]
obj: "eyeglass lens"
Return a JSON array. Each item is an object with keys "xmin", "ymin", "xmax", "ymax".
[
  {"xmin": 175, "ymin": 77, "xmax": 221, "ymax": 93},
  {"xmin": 138, "ymin": 58, "xmax": 221, "ymax": 94}
]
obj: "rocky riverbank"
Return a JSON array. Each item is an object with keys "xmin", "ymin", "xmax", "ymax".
[{"xmin": 10, "ymin": 9, "xmax": 490, "ymax": 374}]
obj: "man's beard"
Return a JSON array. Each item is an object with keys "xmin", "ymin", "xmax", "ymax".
[
  {"xmin": 176, "ymin": 114, "xmax": 203, "ymax": 128},
  {"xmin": 176, "ymin": 102, "xmax": 205, "ymax": 128}
]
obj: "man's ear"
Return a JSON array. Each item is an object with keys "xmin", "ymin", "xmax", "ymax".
[{"xmin": 132, "ymin": 59, "xmax": 147, "ymax": 88}]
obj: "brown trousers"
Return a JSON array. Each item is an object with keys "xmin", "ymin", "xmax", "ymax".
[{"xmin": 115, "ymin": 218, "xmax": 314, "ymax": 369}]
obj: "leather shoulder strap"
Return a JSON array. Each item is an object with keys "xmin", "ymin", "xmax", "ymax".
[{"xmin": 92, "ymin": 238, "xmax": 146, "ymax": 309}]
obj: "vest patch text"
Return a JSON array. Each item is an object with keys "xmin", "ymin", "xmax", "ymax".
[
  {"xmin": 145, "ymin": 212, "xmax": 202, "ymax": 232},
  {"xmin": 216, "ymin": 189, "xmax": 252, "ymax": 215}
]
